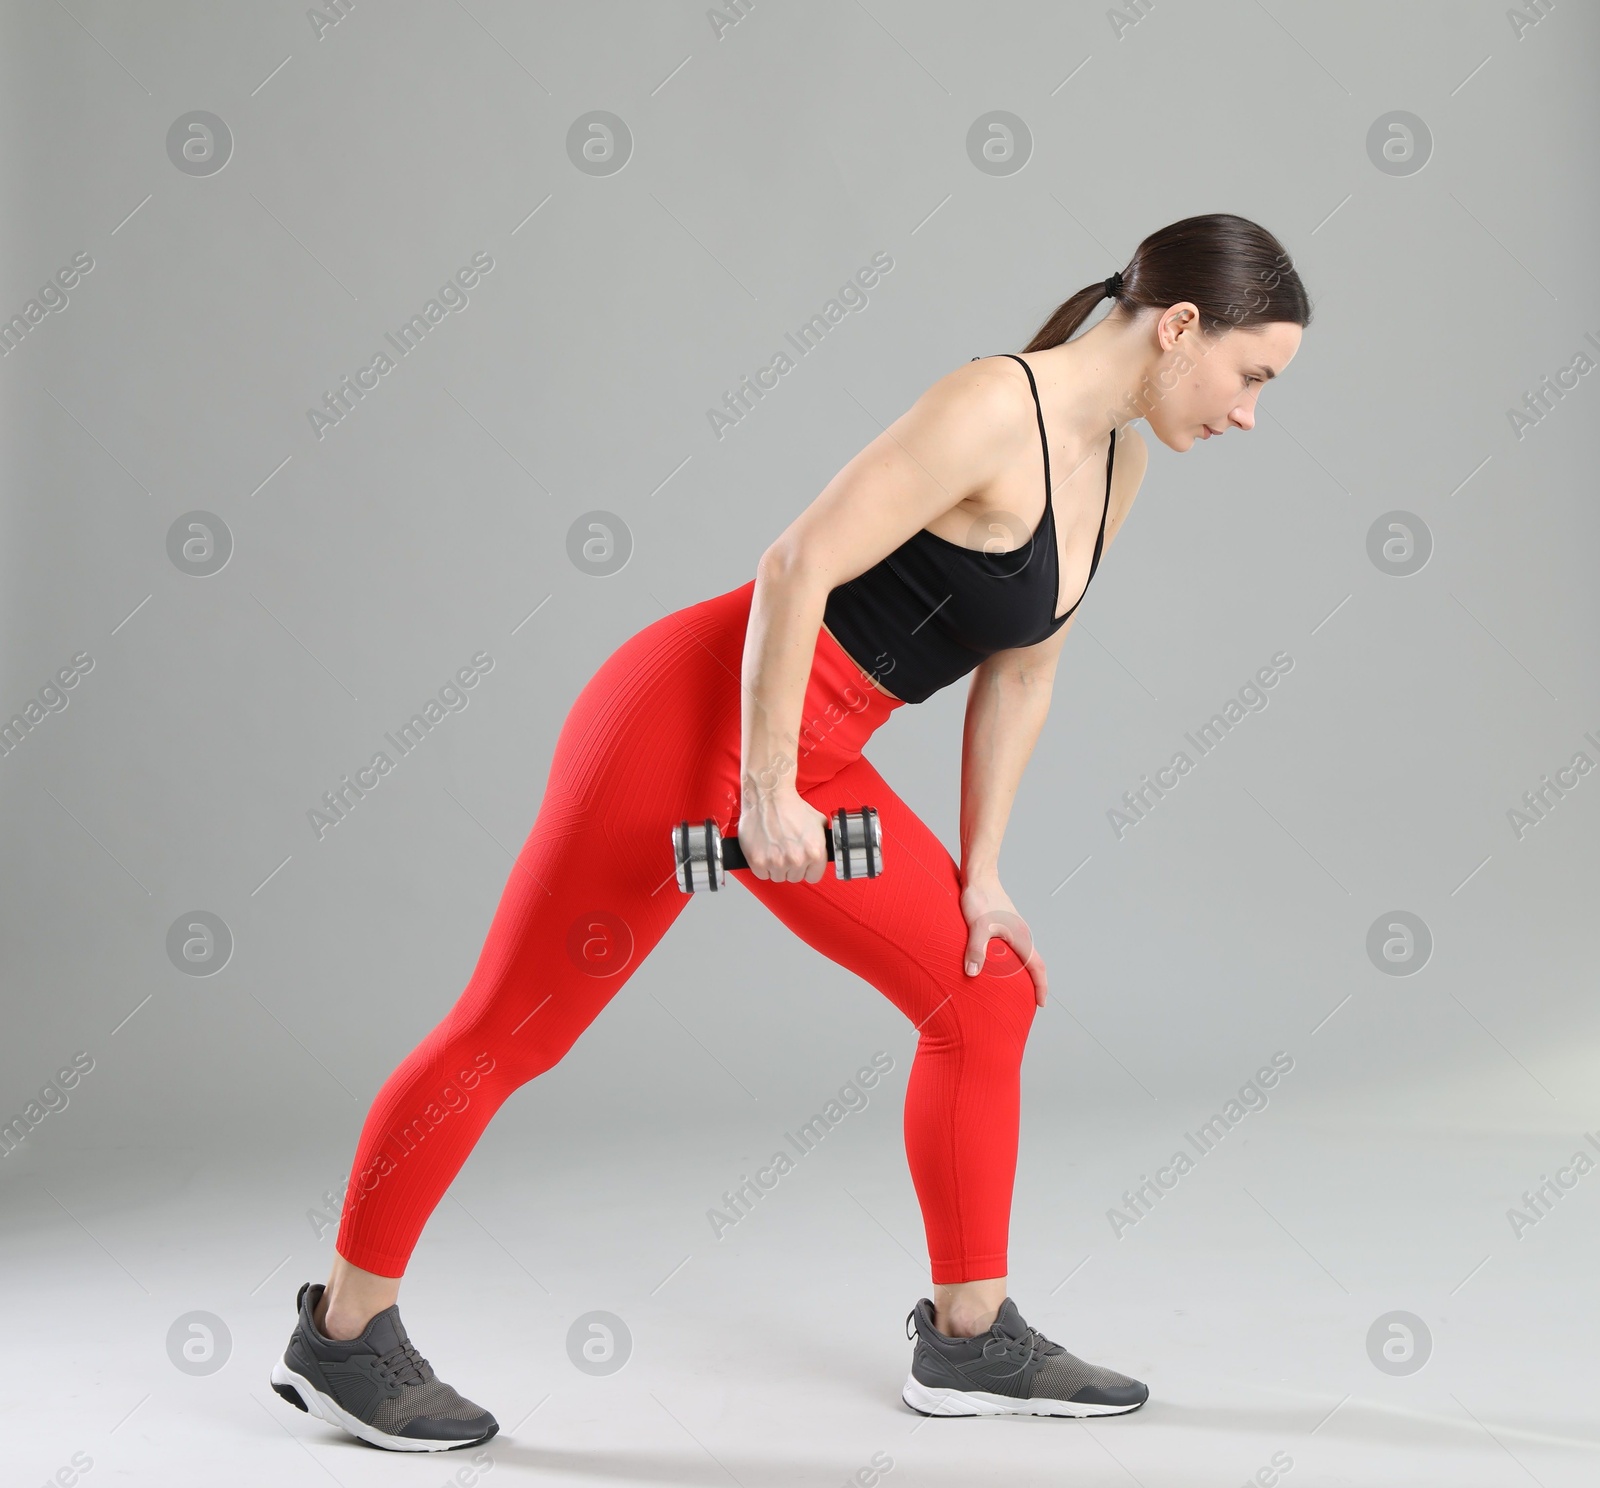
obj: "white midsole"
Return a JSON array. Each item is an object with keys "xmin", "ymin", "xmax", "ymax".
[
  {"xmin": 902, "ymin": 1373, "xmax": 1138, "ymax": 1418},
  {"xmin": 270, "ymin": 1359, "xmax": 488, "ymax": 1453}
]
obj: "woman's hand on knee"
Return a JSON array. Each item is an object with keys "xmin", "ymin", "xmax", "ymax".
[
  {"xmin": 958, "ymin": 876, "xmax": 1048, "ymax": 1006},
  {"xmin": 737, "ymin": 783, "xmax": 831, "ymax": 884}
]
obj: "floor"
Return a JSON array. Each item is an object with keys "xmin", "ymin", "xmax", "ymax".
[{"xmin": 5, "ymin": 1103, "xmax": 1596, "ymax": 1487}]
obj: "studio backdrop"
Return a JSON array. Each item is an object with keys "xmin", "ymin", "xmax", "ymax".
[{"xmin": 3, "ymin": 2, "xmax": 1596, "ymax": 1485}]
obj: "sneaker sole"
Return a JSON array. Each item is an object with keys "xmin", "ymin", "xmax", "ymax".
[
  {"xmin": 901, "ymin": 1373, "xmax": 1146, "ymax": 1418},
  {"xmin": 270, "ymin": 1359, "xmax": 496, "ymax": 1453}
]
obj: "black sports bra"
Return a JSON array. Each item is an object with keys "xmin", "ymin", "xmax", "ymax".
[{"xmin": 821, "ymin": 353, "xmax": 1116, "ymax": 704}]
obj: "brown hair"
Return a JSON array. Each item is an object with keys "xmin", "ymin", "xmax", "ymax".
[{"xmin": 1022, "ymin": 212, "xmax": 1313, "ymax": 353}]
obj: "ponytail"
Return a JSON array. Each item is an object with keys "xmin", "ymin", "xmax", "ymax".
[{"xmin": 1021, "ymin": 213, "xmax": 1313, "ymax": 353}]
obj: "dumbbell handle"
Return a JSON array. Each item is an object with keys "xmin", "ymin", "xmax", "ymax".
[{"xmin": 720, "ymin": 822, "xmax": 842, "ymax": 873}]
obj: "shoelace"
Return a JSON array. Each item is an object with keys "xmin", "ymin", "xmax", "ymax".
[
  {"xmin": 978, "ymin": 1326, "xmax": 1040, "ymax": 1382},
  {"xmin": 372, "ymin": 1338, "xmax": 431, "ymax": 1389}
]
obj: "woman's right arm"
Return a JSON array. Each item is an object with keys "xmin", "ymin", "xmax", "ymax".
[{"xmin": 736, "ymin": 362, "xmax": 1017, "ymax": 883}]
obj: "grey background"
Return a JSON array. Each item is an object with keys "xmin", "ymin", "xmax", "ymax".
[{"xmin": 3, "ymin": 2, "xmax": 1597, "ymax": 1484}]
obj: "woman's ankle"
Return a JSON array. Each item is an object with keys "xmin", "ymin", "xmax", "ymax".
[
  {"xmin": 313, "ymin": 1286, "xmax": 375, "ymax": 1342},
  {"xmin": 316, "ymin": 1257, "xmax": 402, "ymax": 1341},
  {"xmin": 931, "ymin": 1276, "xmax": 1007, "ymax": 1338},
  {"xmin": 934, "ymin": 1304, "xmax": 998, "ymax": 1338}
]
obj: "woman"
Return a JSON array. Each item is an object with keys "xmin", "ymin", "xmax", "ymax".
[{"xmin": 271, "ymin": 212, "xmax": 1311, "ymax": 1450}]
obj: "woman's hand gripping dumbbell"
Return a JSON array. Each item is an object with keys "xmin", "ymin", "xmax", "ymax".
[{"xmin": 671, "ymin": 802, "xmax": 884, "ymax": 894}]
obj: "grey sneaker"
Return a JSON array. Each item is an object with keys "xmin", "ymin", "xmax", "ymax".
[
  {"xmin": 270, "ymin": 1281, "xmax": 499, "ymax": 1452},
  {"xmin": 902, "ymin": 1296, "xmax": 1148, "ymax": 1417}
]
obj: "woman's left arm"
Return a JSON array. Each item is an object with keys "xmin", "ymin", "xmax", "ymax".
[
  {"xmin": 957, "ymin": 644, "xmax": 1064, "ymax": 1003},
  {"xmin": 958, "ymin": 424, "xmax": 1147, "ymax": 1003}
]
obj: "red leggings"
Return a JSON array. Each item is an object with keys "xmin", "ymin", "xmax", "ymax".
[{"xmin": 334, "ymin": 579, "xmax": 1037, "ymax": 1285}]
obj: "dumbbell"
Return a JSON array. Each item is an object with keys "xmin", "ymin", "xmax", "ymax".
[{"xmin": 671, "ymin": 806, "xmax": 884, "ymax": 893}]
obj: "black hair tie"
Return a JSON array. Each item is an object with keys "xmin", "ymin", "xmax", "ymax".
[{"xmin": 1103, "ymin": 270, "xmax": 1124, "ymax": 298}]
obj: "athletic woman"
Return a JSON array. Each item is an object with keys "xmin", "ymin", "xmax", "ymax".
[{"xmin": 271, "ymin": 212, "xmax": 1311, "ymax": 1450}]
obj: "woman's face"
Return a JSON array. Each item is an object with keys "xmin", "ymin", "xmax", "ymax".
[{"xmin": 1144, "ymin": 311, "xmax": 1302, "ymax": 450}]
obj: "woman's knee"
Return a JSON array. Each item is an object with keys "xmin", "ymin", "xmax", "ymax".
[
  {"xmin": 915, "ymin": 966, "xmax": 1035, "ymax": 1065},
  {"xmin": 428, "ymin": 993, "xmax": 572, "ymax": 1091}
]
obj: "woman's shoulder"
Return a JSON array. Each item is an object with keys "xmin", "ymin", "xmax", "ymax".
[{"xmin": 917, "ymin": 353, "xmax": 1038, "ymax": 453}]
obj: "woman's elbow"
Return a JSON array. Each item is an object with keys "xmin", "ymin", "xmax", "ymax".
[
  {"xmin": 758, "ymin": 541, "xmax": 824, "ymax": 591},
  {"xmin": 978, "ymin": 651, "xmax": 1056, "ymax": 693}
]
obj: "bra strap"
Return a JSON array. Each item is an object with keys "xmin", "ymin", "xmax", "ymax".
[
  {"xmin": 1088, "ymin": 429, "xmax": 1116, "ymax": 582},
  {"xmin": 997, "ymin": 353, "xmax": 1052, "ymax": 507}
]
